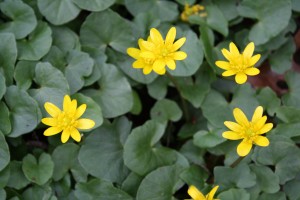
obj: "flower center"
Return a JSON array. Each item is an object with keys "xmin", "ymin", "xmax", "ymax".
[
  {"xmin": 230, "ymin": 55, "xmax": 250, "ymax": 72},
  {"xmin": 57, "ymin": 112, "xmax": 77, "ymax": 130},
  {"xmin": 161, "ymin": 48, "xmax": 169, "ymax": 57},
  {"xmin": 243, "ymin": 123, "xmax": 258, "ymax": 142}
]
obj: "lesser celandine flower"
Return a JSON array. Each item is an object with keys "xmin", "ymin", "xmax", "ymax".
[
  {"xmin": 181, "ymin": 3, "xmax": 207, "ymax": 21},
  {"xmin": 127, "ymin": 27, "xmax": 187, "ymax": 75},
  {"xmin": 42, "ymin": 95, "xmax": 95, "ymax": 143},
  {"xmin": 187, "ymin": 185, "xmax": 219, "ymax": 200},
  {"xmin": 223, "ymin": 106, "xmax": 273, "ymax": 157},
  {"xmin": 215, "ymin": 42, "xmax": 261, "ymax": 84}
]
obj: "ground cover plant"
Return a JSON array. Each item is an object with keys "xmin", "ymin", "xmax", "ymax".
[{"xmin": 0, "ymin": 0, "xmax": 300, "ymax": 199}]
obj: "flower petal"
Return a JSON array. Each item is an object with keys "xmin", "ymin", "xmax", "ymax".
[
  {"xmin": 41, "ymin": 118, "xmax": 57, "ymax": 126},
  {"xmin": 61, "ymin": 129, "xmax": 71, "ymax": 143},
  {"xmin": 254, "ymin": 136, "xmax": 269, "ymax": 146},
  {"xmin": 215, "ymin": 61, "xmax": 230, "ymax": 70},
  {"xmin": 244, "ymin": 68, "xmax": 260, "ymax": 76},
  {"xmin": 166, "ymin": 59, "xmax": 176, "ymax": 70},
  {"xmin": 235, "ymin": 73, "xmax": 247, "ymax": 84},
  {"xmin": 223, "ymin": 131, "xmax": 242, "ymax": 140},
  {"xmin": 74, "ymin": 104, "xmax": 87, "ymax": 119},
  {"xmin": 243, "ymin": 42, "xmax": 254, "ymax": 58},
  {"xmin": 207, "ymin": 186, "xmax": 219, "ymax": 200},
  {"xmin": 251, "ymin": 106, "xmax": 263, "ymax": 123},
  {"xmin": 127, "ymin": 48, "xmax": 140, "ymax": 59},
  {"xmin": 141, "ymin": 41, "xmax": 155, "ymax": 51},
  {"xmin": 154, "ymin": 67, "xmax": 166, "ymax": 75},
  {"xmin": 70, "ymin": 128, "xmax": 81, "ymax": 142},
  {"xmin": 133, "ymin": 60, "xmax": 145, "ymax": 69},
  {"xmin": 171, "ymin": 51, "xmax": 187, "ymax": 60},
  {"xmin": 237, "ymin": 140, "xmax": 252, "ymax": 157},
  {"xmin": 229, "ymin": 42, "xmax": 240, "ymax": 56},
  {"xmin": 44, "ymin": 102, "xmax": 61, "ymax": 117},
  {"xmin": 259, "ymin": 123, "xmax": 273, "ymax": 134},
  {"xmin": 254, "ymin": 116, "xmax": 267, "ymax": 130},
  {"xmin": 165, "ymin": 27, "xmax": 176, "ymax": 45},
  {"xmin": 44, "ymin": 126, "xmax": 62, "ymax": 136},
  {"xmin": 187, "ymin": 185, "xmax": 206, "ymax": 200},
  {"xmin": 63, "ymin": 95, "xmax": 72, "ymax": 111},
  {"xmin": 150, "ymin": 28, "xmax": 164, "ymax": 45},
  {"xmin": 233, "ymin": 108, "xmax": 249, "ymax": 126},
  {"xmin": 222, "ymin": 70, "xmax": 236, "ymax": 76},
  {"xmin": 250, "ymin": 54, "xmax": 261, "ymax": 66},
  {"xmin": 138, "ymin": 38, "xmax": 147, "ymax": 50},
  {"xmin": 76, "ymin": 119, "xmax": 95, "ymax": 130},
  {"xmin": 224, "ymin": 121, "xmax": 243, "ymax": 132},
  {"xmin": 140, "ymin": 51, "xmax": 155, "ymax": 59},
  {"xmin": 221, "ymin": 48, "xmax": 232, "ymax": 61},
  {"xmin": 171, "ymin": 37, "xmax": 186, "ymax": 51},
  {"xmin": 153, "ymin": 59, "xmax": 165, "ymax": 72},
  {"xmin": 143, "ymin": 66, "xmax": 152, "ymax": 75}
]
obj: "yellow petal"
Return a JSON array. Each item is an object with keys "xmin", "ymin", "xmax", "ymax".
[
  {"xmin": 251, "ymin": 106, "xmax": 263, "ymax": 123},
  {"xmin": 229, "ymin": 42, "xmax": 240, "ymax": 56},
  {"xmin": 254, "ymin": 116, "xmax": 267, "ymax": 130},
  {"xmin": 207, "ymin": 185, "xmax": 219, "ymax": 200},
  {"xmin": 224, "ymin": 121, "xmax": 243, "ymax": 132},
  {"xmin": 235, "ymin": 73, "xmax": 247, "ymax": 84},
  {"xmin": 41, "ymin": 118, "xmax": 57, "ymax": 126},
  {"xmin": 154, "ymin": 67, "xmax": 166, "ymax": 75},
  {"xmin": 61, "ymin": 129, "xmax": 71, "ymax": 143},
  {"xmin": 250, "ymin": 54, "xmax": 261, "ymax": 66},
  {"xmin": 44, "ymin": 102, "xmax": 61, "ymax": 117},
  {"xmin": 254, "ymin": 136, "xmax": 269, "ymax": 146},
  {"xmin": 74, "ymin": 104, "xmax": 87, "ymax": 119},
  {"xmin": 44, "ymin": 126, "xmax": 62, "ymax": 136},
  {"xmin": 215, "ymin": 61, "xmax": 230, "ymax": 70},
  {"xmin": 70, "ymin": 128, "xmax": 81, "ymax": 142},
  {"xmin": 171, "ymin": 51, "xmax": 187, "ymax": 60},
  {"xmin": 140, "ymin": 51, "xmax": 155, "ymax": 59},
  {"xmin": 143, "ymin": 66, "xmax": 152, "ymax": 75},
  {"xmin": 221, "ymin": 48, "xmax": 232, "ymax": 61},
  {"xmin": 222, "ymin": 70, "xmax": 236, "ymax": 76},
  {"xmin": 259, "ymin": 123, "xmax": 273, "ymax": 134},
  {"xmin": 165, "ymin": 27, "xmax": 176, "ymax": 45},
  {"xmin": 138, "ymin": 38, "xmax": 146, "ymax": 50},
  {"xmin": 237, "ymin": 140, "xmax": 252, "ymax": 157},
  {"xmin": 166, "ymin": 59, "xmax": 176, "ymax": 70},
  {"xmin": 187, "ymin": 185, "xmax": 206, "ymax": 200},
  {"xmin": 63, "ymin": 95, "xmax": 72, "ymax": 111},
  {"xmin": 69, "ymin": 100, "xmax": 77, "ymax": 115},
  {"xmin": 153, "ymin": 59, "xmax": 165, "ymax": 72},
  {"xmin": 244, "ymin": 68, "xmax": 260, "ymax": 76},
  {"xmin": 233, "ymin": 108, "xmax": 249, "ymax": 126},
  {"xmin": 76, "ymin": 119, "xmax": 95, "ymax": 130},
  {"xmin": 243, "ymin": 42, "xmax": 254, "ymax": 58},
  {"xmin": 223, "ymin": 131, "xmax": 242, "ymax": 140},
  {"xmin": 141, "ymin": 41, "xmax": 155, "ymax": 51},
  {"xmin": 150, "ymin": 28, "xmax": 164, "ymax": 45},
  {"xmin": 171, "ymin": 37, "xmax": 186, "ymax": 51},
  {"xmin": 127, "ymin": 48, "xmax": 140, "ymax": 59},
  {"xmin": 133, "ymin": 60, "xmax": 145, "ymax": 69}
]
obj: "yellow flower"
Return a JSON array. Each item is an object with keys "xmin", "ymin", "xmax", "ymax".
[
  {"xmin": 181, "ymin": 4, "xmax": 206, "ymax": 21},
  {"xmin": 41, "ymin": 95, "xmax": 95, "ymax": 143},
  {"xmin": 215, "ymin": 42, "xmax": 261, "ymax": 84},
  {"xmin": 127, "ymin": 27, "xmax": 187, "ymax": 75},
  {"xmin": 187, "ymin": 185, "xmax": 219, "ymax": 200},
  {"xmin": 223, "ymin": 106, "xmax": 273, "ymax": 157}
]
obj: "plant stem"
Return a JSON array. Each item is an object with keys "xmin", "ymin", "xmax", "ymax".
[
  {"xmin": 230, "ymin": 156, "xmax": 244, "ymax": 168},
  {"xmin": 166, "ymin": 71, "xmax": 189, "ymax": 121}
]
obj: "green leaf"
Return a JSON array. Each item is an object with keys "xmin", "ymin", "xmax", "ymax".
[
  {"xmin": 282, "ymin": 71, "xmax": 300, "ymax": 108},
  {"xmin": 256, "ymin": 87, "xmax": 280, "ymax": 116},
  {"xmin": 284, "ymin": 178, "xmax": 300, "ymax": 200},
  {"xmin": 37, "ymin": 0, "xmax": 80, "ymax": 25},
  {"xmin": 22, "ymin": 185, "xmax": 55, "ymax": 200},
  {"xmin": 206, "ymin": 5, "xmax": 229, "ymax": 36},
  {"xmin": 0, "ymin": 132, "xmax": 9, "ymax": 171},
  {"xmin": 72, "ymin": 93, "xmax": 103, "ymax": 129},
  {"xmin": 65, "ymin": 50, "xmax": 94, "ymax": 94},
  {"xmin": 218, "ymin": 188, "xmax": 250, "ymax": 200},
  {"xmin": 7, "ymin": 161, "xmax": 30, "ymax": 189},
  {"xmin": 75, "ymin": 178, "xmax": 133, "ymax": 200},
  {"xmin": 292, "ymin": 0, "xmax": 300, "ymax": 11},
  {"xmin": 238, "ymin": 0, "xmax": 292, "ymax": 45},
  {"xmin": 22, "ymin": 153, "xmax": 54, "ymax": 185},
  {"xmin": 121, "ymin": 172, "xmax": 143, "ymax": 197},
  {"xmin": 17, "ymin": 21, "xmax": 52, "ymax": 61},
  {"xmin": 193, "ymin": 130, "xmax": 225, "ymax": 148},
  {"xmin": 0, "ymin": 33, "xmax": 17, "ymax": 85},
  {"xmin": 180, "ymin": 140, "xmax": 206, "ymax": 166},
  {"xmin": 269, "ymin": 37, "xmax": 295, "ymax": 73},
  {"xmin": 213, "ymin": 0, "xmax": 239, "ymax": 21},
  {"xmin": 52, "ymin": 143, "xmax": 79, "ymax": 181},
  {"xmin": 169, "ymin": 30, "xmax": 203, "ymax": 76},
  {"xmin": 131, "ymin": 90, "xmax": 142, "ymax": 115},
  {"xmin": 82, "ymin": 64, "xmax": 132, "ymax": 118},
  {"xmin": 0, "ymin": 73, "xmax": 5, "ymax": 100},
  {"xmin": 0, "ymin": 0, "xmax": 37, "ymax": 39},
  {"xmin": 136, "ymin": 165, "xmax": 186, "ymax": 200},
  {"xmin": 0, "ymin": 189, "xmax": 5, "ymax": 200},
  {"xmin": 257, "ymin": 192, "xmax": 287, "ymax": 200},
  {"xmin": 51, "ymin": 26, "xmax": 80, "ymax": 54},
  {"xmin": 0, "ymin": 101, "xmax": 11, "ymax": 135},
  {"xmin": 214, "ymin": 163, "xmax": 256, "ymax": 189},
  {"xmin": 78, "ymin": 117, "xmax": 131, "ymax": 183},
  {"xmin": 72, "ymin": 0, "xmax": 115, "ymax": 11},
  {"xmin": 14, "ymin": 61, "xmax": 37, "ymax": 90},
  {"xmin": 29, "ymin": 62, "xmax": 69, "ymax": 115},
  {"xmin": 80, "ymin": 9, "xmax": 135, "ymax": 53},
  {"xmin": 0, "ymin": 165, "xmax": 10, "ymax": 188},
  {"xmin": 180, "ymin": 165, "xmax": 208, "ymax": 190},
  {"xmin": 124, "ymin": 120, "xmax": 177, "ymax": 175},
  {"xmin": 5, "ymin": 86, "xmax": 41, "ymax": 137},
  {"xmin": 150, "ymin": 99, "xmax": 182, "ymax": 122},
  {"xmin": 275, "ymin": 106, "xmax": 300, "ymax": 123},
  {"xmin": 147, "ymin": 76, "xmax": 169, "ymax": 100}
]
